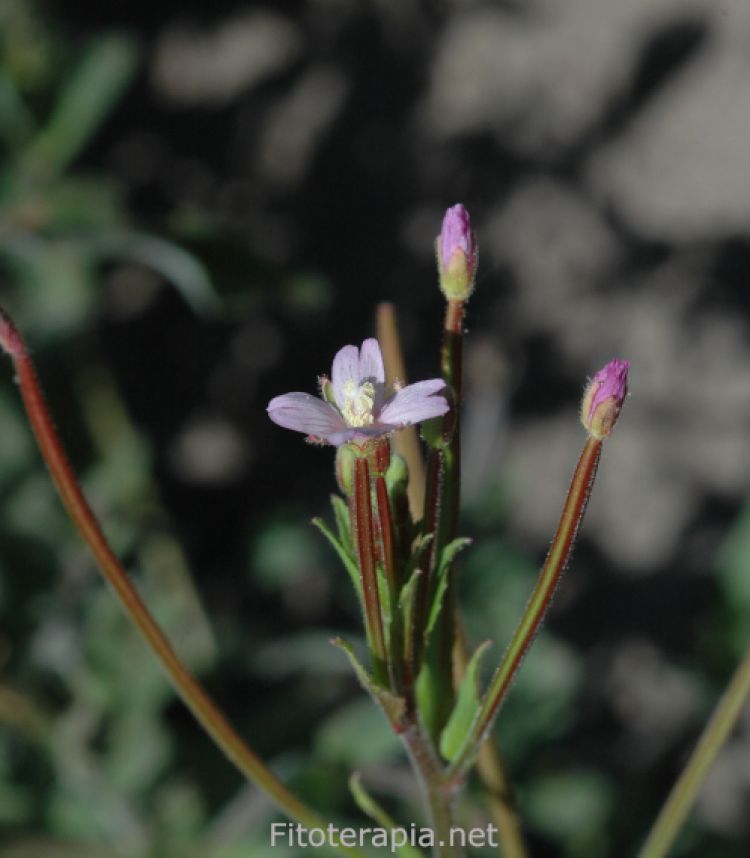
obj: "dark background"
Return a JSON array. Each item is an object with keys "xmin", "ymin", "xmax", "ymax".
[{"xmin": 1, "ymin": 1, "xmax": 750, "ymax": 856}]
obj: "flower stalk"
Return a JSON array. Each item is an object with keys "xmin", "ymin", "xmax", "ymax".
[
  {"xmin": 416, "ymin": 212, "xmax": 473, "ymax": 742},
  {"xmin": 447, "ymin": 435, "xmax": 603, "ymax": 782}
]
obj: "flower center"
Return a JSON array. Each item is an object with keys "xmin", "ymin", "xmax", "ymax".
[{"xmin": 341, "ymin": 379, "xmax": 375, "ymax": 427}]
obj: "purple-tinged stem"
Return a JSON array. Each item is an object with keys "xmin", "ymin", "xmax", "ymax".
[
  {"xmin": 447, "ymin": 436, "xmax": 603, "ymax": 782},
  {"xmin": 0, "ymin": 309, "xmax": 366, "ymax": 849},
  {"xmin": 352, "ymin": 455, "xmax": 388, "ymax": 685},
  {"xmin": 372, "ymin": 440, "xmax": 406, "ymax": 693}
]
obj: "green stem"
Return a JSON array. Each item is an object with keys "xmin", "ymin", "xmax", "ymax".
[
  {"xmin": 0, "ymin": 308, "xmax": 367, "ymax": 857},
  {"xmin": 401, "ymin": 724, "xmax": 464, "ymax": 858},
  {"xmin": 447, "ymin": 436, "xmax": 602, "ymax": 781},
  {"xmin": 638, "ymin": 642, "xmax": 750, "ymax": 858},
  {"xmin": 454, "ymin": 626, "xmax": 528, "ymax": 858}
]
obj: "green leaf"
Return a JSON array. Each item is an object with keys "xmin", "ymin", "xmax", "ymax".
[
  {"xmin": 399, "ymin": 567, "xmax": 422, "ymax": 661},
  {"xmin": 349, "ymin": 773, "xmax": 423, "ymax": 858},
  {"xmin": 405, "ymin": 532, "xmax": 432, "ymax": 580},
  {"xmin": 439, "ymin": 640, "xmax": 491, "ymax": 762},
  {"xmin": 0, "ymin": 71, "xmax": 36, "ymax": 151},
  {"xmin": 424, "ymin": 537, "xmax": 472, "ymax": 642},
  {"xmin": 88, "ymin": 231, "xmax": 221, "ymax": 316},
  {"xmin": 330, "ymin": 637, "xmax": 405, "ymax": 729},
  {"xmin": 331, "ymin": 493, "xmax": 354, "ymax": 555},
  {"xmin": 312, "ymin": 517, "xmax": 362, "ymax": 602},
  {"xmin": 24, "ymin": 35, "xmax": 138, "ymax": 175}
]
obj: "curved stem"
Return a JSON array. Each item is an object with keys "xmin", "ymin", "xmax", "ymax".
[
  {"xmin": 0, "ymin": 308, "xmax": 366, "ymax": 857},
  {"xmin": 638, "ymin": 642, "xmax": 750, "ymax": 858},
  {"xmin": 447, "ymin": 437, "xmax": 602, "ymax": 781}
]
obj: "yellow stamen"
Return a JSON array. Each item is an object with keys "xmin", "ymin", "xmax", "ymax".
[{"xmin": 341, "ymin": 379, "xmax": 375, "ymax": 427}]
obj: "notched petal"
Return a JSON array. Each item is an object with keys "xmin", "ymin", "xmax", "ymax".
[
  {"xmin": 358, "ymin": 338, "xmax": 385, "ymax": 385},
  {"xmin": 378, "ymin": 379, "xmax": 449, "ymax": 427},
  {"xmin": 331, "ymin": 344, "xmax": 360, "ymax": 407}
]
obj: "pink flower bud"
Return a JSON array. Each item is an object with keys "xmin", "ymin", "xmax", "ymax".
[
  {"xmin": 437, "ymin": 204, "xmax": 477, "ymax": 301},
  {"xmin": 581, "ymin": 359, "xmax": 629, "ymax": 440}
]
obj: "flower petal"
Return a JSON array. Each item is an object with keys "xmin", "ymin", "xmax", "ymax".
[
  {"xmin": 378, "ymin": 379, "xmax": 449, "ymax": 426},
  {"xmin": 267, "ymin": 393, "xmax": 346, "ymax": 439},
  {"xmin": 358, "ymin": 338, "xmax": 385, "ymax": 385},
  {"xmin": 331, "ymin": 344, "xmax": 359, "ymax": 408}
]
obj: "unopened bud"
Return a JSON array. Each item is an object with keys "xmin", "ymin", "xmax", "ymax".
[
  {"xmin": 581, "ymin": 359, "xmax": 629, "ymax": 440},
  {"xmin": 437, "ymin": 204, "xmax": 477, "ymax": 302}
]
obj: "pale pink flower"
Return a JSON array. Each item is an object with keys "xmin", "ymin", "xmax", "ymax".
[{"xmin": 268, "ymin": 338, "xmax": 449, "ymax": 446}]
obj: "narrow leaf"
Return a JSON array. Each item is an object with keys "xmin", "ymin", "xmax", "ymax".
[
  {"xmin": 349, "ymin": 773, "xmax": 424, "ymax": 858},
  {"xmin": 331, "ymin": 493, "xmax": 354, "ymax": 555},
  {"xmin": 25, "ymin": 35, "xmax": 138, "ymax": 174},
  {"xmin": 425, "ymin": 537, "xmax": 472, "ymax": 642},
  {"xmin": 331, "ymin": 637, "xmax": 406, "ymax": 729},
  {"xmin": 439, "ymin": 640, "xmax": 491, "ymax": 762},
  {"xmin": 88, "ymin": 231, "xmax": 220, "ymax": 315},
  {"xmin": 399, "ymin": 567, "xmax": 422, "ymax": 662},
  {"xmin": 312, "ymin": 517, "xmax": 362, "ymax": 602}
]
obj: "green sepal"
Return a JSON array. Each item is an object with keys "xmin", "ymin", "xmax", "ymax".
[
  {"xmin": 349, "ymin": 773, "xmax": 424, "ymax": 858},
  {"xmin": 331, "ymin": 637, "xmax": 406, "ymax": 729},
  {"xmin": 424, "ymin": 537, "xmax": 472, "ymax": 643},
  {"xmin": 312, "ymin": 517, "xmax": 362, "ymax": 603},
  {"xmin": 439, "ymin": 640, "xmax": 491, "ymax": 762}
]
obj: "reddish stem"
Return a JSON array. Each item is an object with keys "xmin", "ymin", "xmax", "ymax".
[
  {"xmin": 352, "ymin": 455, "xmax": 388, "ymax": 684},
  {"xmin": 447, "ymin": 436, "xmax": 603, "ymax": 780},
  {"xmin": 0, "ymin": 309, "xmax": 336, "ymax": 836}
]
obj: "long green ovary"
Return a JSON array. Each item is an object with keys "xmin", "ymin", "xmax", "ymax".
[{"xmin": 447, "ymin": 436, "xmax": 602, "ymax": 780}]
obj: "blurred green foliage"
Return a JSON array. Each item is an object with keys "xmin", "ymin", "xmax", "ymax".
[{"xmin": 0, "ymin": 0, "xmax": 217, "ymax": 345}]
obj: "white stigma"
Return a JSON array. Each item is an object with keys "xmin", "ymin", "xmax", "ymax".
[{"xmin": 341, "ymin": 378, "xmax": 375, "ymax": 427}]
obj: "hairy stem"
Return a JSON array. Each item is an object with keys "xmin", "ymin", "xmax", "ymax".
[
  {"xmin": 0, "ymin": 308, "xmax": 366, "ymax": 857},
  {"xmin": 447, "ymin": 436, "xmax": 602, "ymax": 781},
  {"xmin": 352, "ymin": 455, "xmax": 388, "ymax": 685},
  {"xmin": 401, "ymin": 725, "xmax": 464, "ymax": 858}
]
